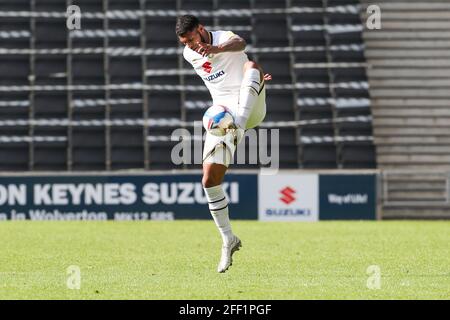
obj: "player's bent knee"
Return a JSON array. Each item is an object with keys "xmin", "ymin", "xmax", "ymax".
[
  {"xmin": 202, "ymin": 175, "xmax": 221, "ymax": 188},
  {"xmin": 243, "ymin": 61, "xmax": 264, "ymax": 81},
  {"xmin": 202, "ymin": 169, "xmax": 226, "ymax": 188},
  {"xmin": 202, "ymin": 163, "xmax": 227, "ymax": 188},
  {"xmin": 243, "ymin": 61, "xmax": 259, "ymax": 71}
]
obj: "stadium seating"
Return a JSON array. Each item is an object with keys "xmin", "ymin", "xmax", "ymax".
[
  {"xmin": 362, "ymin": 0, "xmax": 450, "ymax": 218},
  {"xmin": 0, "ymin": 0, "xmax": 375, "ymax": 171}
]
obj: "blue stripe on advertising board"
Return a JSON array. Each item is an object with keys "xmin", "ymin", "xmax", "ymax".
[{"xmin": 0, "ymin": 174, "xmax": 258, "ymax": 221}]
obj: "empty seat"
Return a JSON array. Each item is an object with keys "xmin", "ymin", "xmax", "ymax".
[
  {"xmin": 35, "ymin": 20, "xmax": 67, "ymax": 49},
  {"xmin": 253, "ymin": 16, "xmax": 289, "ymax": 47},
  {"xmin": 0, "ymin": 145, "xmax": 29, "ymax": 170},
  {"xmin": 148, "ymin": 91, "xmax": 181, "ymax": 119},
  {"xmin": 145, "ymin": 0, "xmax": 176, "ymax": 10},
  {"xmin": 109, "ymin": 92, "xmax": 144, "ymax": 118},
  {"xmin": 111, "ymin": 126, "xmax": 144, "ymax": 169},
  {"xmin": 0, "ymin": 0, "xmax": 30, "ymax": 11},
  {"xmin": 148, "ymin": 140, "xmax": 179, "ymax": 170},
  {"xmin": 109, "ymin": 0, "xmax": 140, "ymax": 10},
  {"xmin": 146, "ymin": 18, "xmax": 180, "ymax": 48},
  {"xmin": 72, "ymin": 91, "xmax": 107, "ymax": 119},
  {"xmin": 0, "ymin": 93, "xmax": 29, "ymax": 120},
  {"xmin": 341, "ymin": 144, "xmax": 376, "ymax": 168},
  {"xmin": 108, "ymin": 19, "xmax": 141, "ymax": 47},
  {"xmin": 258, "ymin": 53, "xmax": 292, "ymax": 84},
  {"xmin": 302, "ymin": 144, "xmax": 337, "ymax": 168},
  {"xmin": 109, "ymin": 56, "xmax": 142, "ymax": 83},
  {"xmin": 180, "ymin": 0, "xmax": 214, "ymax": 10},
  {"xmin": 71, "ymin": 119, "xmax": 106, "ymax": 170},
  {"xmin": 72, "ymin": 55, "xmax": 105, "ymax": 84},
  {"xmin": 264, "ymin": 91, "xmax": 296, "ymax": 122},
  {"xmin": 34, "ymin": 142, "xmax": 67, "ymax": 171},
  {"xmin": 0, "ymin": 56, "xmax": 29, "ymax": 85},
  {"xmin": 216, "ymin": 0, "xmax": 250, "ymax": 9}
]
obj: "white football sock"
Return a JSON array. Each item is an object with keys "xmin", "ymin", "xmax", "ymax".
[
  {"xmin": 236, "ymin": 68, "xmax": 262, "ymax": 129},
  {"xmin": 204, "ymin": 185, "xmax": 234, "ymax": 245}
]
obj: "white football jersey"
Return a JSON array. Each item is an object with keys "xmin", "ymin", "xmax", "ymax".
[{"xmin": 183, "ymin": 30, "xmax": 249, "ymax": 107}]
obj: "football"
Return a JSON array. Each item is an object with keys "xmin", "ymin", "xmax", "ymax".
[{"xmin": 202, "ymin": 105, "xmax": 235, "ymax": 136}]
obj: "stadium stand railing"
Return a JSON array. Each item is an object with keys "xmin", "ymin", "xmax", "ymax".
[
  {"xmin": 0, "ymin": 0, "xmax": 375, "ymax": 171},
  {"xmin": 362, "ymin": 0, "xmax": 450, "ymax": 218}
]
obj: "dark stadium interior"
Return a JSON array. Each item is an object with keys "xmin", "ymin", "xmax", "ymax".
[{"xmin": 0, "ymin": 0, "xmax": 375, "ymax": 171}]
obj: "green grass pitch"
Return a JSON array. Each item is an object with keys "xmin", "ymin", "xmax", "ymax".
[{"xmin": 0, "ymin": 220, "xmax": 448, "ymax": 299}]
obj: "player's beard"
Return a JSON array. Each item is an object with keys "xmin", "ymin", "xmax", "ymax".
[{"xmin": 198, "ymin": 30, "xmax": 207, "ymax": 44}]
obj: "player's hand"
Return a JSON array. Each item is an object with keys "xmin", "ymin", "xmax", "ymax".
[
  {"xmin": 195, "ymin": 41, "xmax": 221, "ymax": 57},
  {"xmin": 263, "ymin": 73, "xmax": 272, "ymax": 81}
]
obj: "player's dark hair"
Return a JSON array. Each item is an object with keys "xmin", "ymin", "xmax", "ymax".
[{"xmin": 176, "ymin": 15, "xmax": 200, "ymax": 37}]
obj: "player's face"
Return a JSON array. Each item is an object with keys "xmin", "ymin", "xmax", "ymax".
[{"xmin": 178, "ymin": 26, "xmax": 206, "ymax": 51}]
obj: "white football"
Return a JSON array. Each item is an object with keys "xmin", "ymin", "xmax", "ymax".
[{"xmin": 202, "ymin": 105, "xmax": 235, "ymax": 136}]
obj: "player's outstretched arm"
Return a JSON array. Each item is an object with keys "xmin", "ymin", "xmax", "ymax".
[
  {"xmin": 195, "ymin": 36, "xmax": 246, "ymax": 57},
  {"xmin": 217, "ymin": 36, "xmax": 246, "ymax": 53}
]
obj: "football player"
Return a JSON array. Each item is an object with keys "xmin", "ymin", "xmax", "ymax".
[{"xmin": 176, "ymin": 15, "xmax": 271, "ymax": 273}]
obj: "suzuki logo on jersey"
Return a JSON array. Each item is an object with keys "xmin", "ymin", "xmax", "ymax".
[
  {"xmin": 280, "ymin": 187, "xmax": 296, "ymax": 205},
  {"xmin": 142, "ymin": 182, "xmax": 239, "ymax": 205},
  {"xmin": 202, "ymin": 61, "xmax": 212, "ymax": 73},
  {"xmin": 203, "ymin": 70, "xmax": 225, "ymax": 82}
]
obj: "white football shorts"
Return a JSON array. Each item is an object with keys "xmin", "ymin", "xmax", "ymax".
[{"xmin": 203, "ymin": 83, "xmax": 266, "ymax": 167}]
